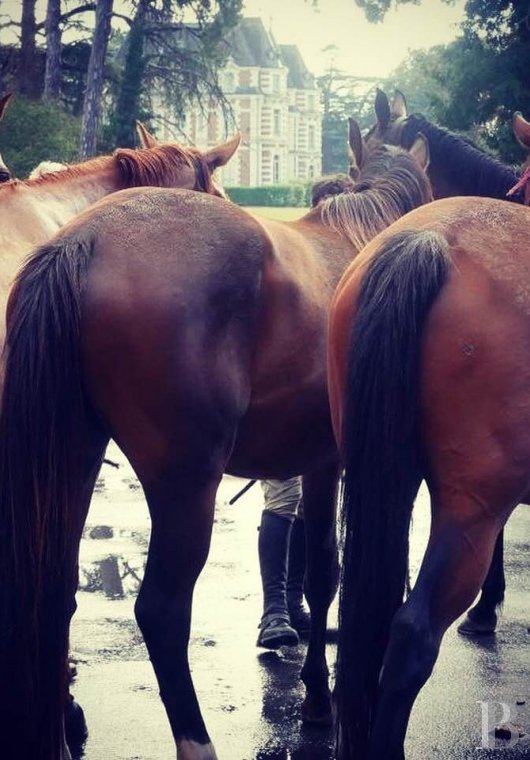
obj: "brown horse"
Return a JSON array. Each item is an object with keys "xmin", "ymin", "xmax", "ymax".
[
  {"xmin": 0, "ymin": 123, "xmax": 239, "ymax": 754},
  {"xmin": 328, "ymin": 190, "xmax": 530, "ymax": 759},
  {"xmin": 0, "ymin": 93, "xmax": 13, "ymax": 181},
  {"xmin": 365, "ymin": 88, "xmax": 528, "ymax": 636},
  {"xmin": 0, "ymin": 128, "xmax": 432, "ymax": 760}
]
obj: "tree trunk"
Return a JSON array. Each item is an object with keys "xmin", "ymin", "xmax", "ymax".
[
  {"xmin": 19, "ymin": 0, "xmax": 39, "ymax": 97},
  {"xmin": 79, "ymin": 0, "xmax": 113, "ymax": 159},
  {"xmin": 44, "ymin": 0, "xmax": 62, "ymax": 100},
  {"xmin": 112, "ymin": 0, "xmax": 149, "ymax": 148}
]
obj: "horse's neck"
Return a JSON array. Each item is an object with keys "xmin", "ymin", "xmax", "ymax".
[
  {"xmin": 408, "ymin": 117, "xmax": 518, "ymax": 200},
  {"xmin": 0, "ymin": 160, "xmax": 122, "ymax": 256},
  {"xmin": 25, "ymin": 162, "xmax": 121, "ymax": 230},
  {"xmin": 292, "ymin": 212, "xmax": 360, "ymax": 288}
]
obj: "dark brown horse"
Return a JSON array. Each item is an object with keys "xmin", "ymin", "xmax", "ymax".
[
  {"xmin": 366, "ymin": 88, "xmax": 523, "ymax": 202},
  {"xmin": 0, "ymin": 128, "xmax": 432, "ymax": 760},
  {"xmin": 328, "ymin": 193, "xmax": 530, "ymax": 759},
  {"xmin": 365, "ymin": 88, "xmax": 528, "ymax": 636}
]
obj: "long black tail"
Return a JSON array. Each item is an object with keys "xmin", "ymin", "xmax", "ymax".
[
  {"xmin": 334, "ymin": 229, "xmax": 450, "ymax": 758},
  {"xmin": 0, "ymin": 235, "xmax": 100, "ymax": 759}
]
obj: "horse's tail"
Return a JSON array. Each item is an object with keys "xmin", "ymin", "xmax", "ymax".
[
  {"xmin": 0, "ymin": 235, "xmax": 98, "ymax": 758},
  {"xmin": 335, "ymin": 229, "xmax": 450, "ymax": 757}
]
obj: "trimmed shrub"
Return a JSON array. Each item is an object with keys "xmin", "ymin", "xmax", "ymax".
[
  {"xmin": 226, "ymin": 183, "xmax": 311, "ymax": 207},
  {"xmin": 0, "ymin": 97, "xmax": 81, "ymax": 179}
]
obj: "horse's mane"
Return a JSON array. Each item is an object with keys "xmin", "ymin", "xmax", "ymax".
[
  {"xmin": 319, "ymin": 146, "xmax": 433, "ymax": 252},
  {"xmin": 401, "ymin": 115, "xmax": 521, "ymax": 201},
  {"xmin": 0, "ymin": 143, "xmax": 210, "ymax": 193}
]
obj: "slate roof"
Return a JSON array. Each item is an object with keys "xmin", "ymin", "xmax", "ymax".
[
  {"xmin": 226, "ymin": 18, "xmax": 317, "ymax": 90},
  {"xmin": 278, "ymin": 44, "xmax": 316, "ymax": 90},
  {"xmin": 227, "ymin": 18, "xmax": 282, "ymax": 68}
]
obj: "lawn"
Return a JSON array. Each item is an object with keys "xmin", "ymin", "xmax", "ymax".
[{"xmin": 242, "ymin": 206, "xmax": 308, "ymax": 221}]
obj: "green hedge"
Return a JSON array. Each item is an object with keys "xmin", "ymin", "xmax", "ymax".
[
  {"xmin": 0, "ymin": 97, "xmax": 81, "ymax": 178},
  {"xmin": 226, "ymin": 183, "xmax": 311, "ymax": 207}
]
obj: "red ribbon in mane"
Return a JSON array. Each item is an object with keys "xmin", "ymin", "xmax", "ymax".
[{"xmin": 507, "ymin": 165, "xmax": 530, "ymax": 205}]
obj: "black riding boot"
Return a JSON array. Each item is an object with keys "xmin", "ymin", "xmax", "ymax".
[
  {"xmin": 257, "ymin": 511, "xmax": 299, "ymax": 648},
  {"xmin": 287, "ymin": 517, "xmax": 311, "ymax": 638}
]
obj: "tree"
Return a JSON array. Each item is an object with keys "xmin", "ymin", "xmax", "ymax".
[
  {"xmin": 43, "ymin": 0, "xmax": 62, "ymax": 99},
  {"xmin": 19, "ymin": 0, "xmax": 39, "ymax": 97},
  {"xmin": 79, "ymin": 0, "xmax": 113, "ymax": 158},
  {"xmin": 111, "ymin": 0, "xmax": 150, "ymax": 148},
  {"xmin": 318, "ymin": 64, "xmax": 377, "ymax": 173},
  {"xmin": 353, "ymin": 0, "xmax": 530, "ymax": 163},
  {"xmin": 108, "ymin": 0, "xmax": 242, "ymax": 148}
]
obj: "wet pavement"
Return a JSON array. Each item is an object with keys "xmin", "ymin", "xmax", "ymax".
[{"xmin": 71, "ymin": 443, "xmax": 530, "ymax": 760}]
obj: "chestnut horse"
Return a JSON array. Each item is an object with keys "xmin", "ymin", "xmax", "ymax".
[
  {"xmin": 328, "ymin": 190, "xmax": 530, "ymax": 758},
  {"xmin": 0, "ymin": 93, "xmax": 13, "ymax": 181},
  {"xmin": 366, "ymin": 88, "xmax": 528, "ymax": 635},
  {"xmin": 0, "ymin": 129, "xmax": 432, "ymax": 760},
  {"xmin": 0, "ymin": 123, "xmax": 239, "ymax": 753}
]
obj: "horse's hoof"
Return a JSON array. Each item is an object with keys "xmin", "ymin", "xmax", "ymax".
[
  {"xmin": 65, "ymin": 698, "xmax": 88, "ymax": 754},
  {"xmin": 301, "ymin": 693, "xmax": 333, "ymax": 727},
  {"xmin": 457, "ymin": 612, "xmax": 497, "ymax": 636}
]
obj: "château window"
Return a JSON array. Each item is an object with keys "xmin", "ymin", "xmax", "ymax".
[
  {"xmin": 273, "ymin": 155, "xmax": 280, "ymax": 183},
  {"xmin": 274, "ymin": 109, "xmax": 281, "ymax": 136}
]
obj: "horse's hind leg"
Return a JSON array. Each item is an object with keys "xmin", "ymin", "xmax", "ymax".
[
  {"xmin": 300, "ymin": 458, "xmax": 340, "ymax": 726},
  {"xmin": 123, "ymin": 404, "xmax": 239, "ymax": 760},
  {"xmin": 366, "ymin": 505, "xmax": 504, "ymax": 760},
  {"xmin": 136, "ymin": 469, "xmax": 223, "ymax": 760},
  {"xmin": 458, "ymin": 529, "xmax": 505, "ymax": 635}
]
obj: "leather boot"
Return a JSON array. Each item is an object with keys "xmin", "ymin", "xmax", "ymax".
[
  {"xmin": 257, "ymin": 511, "xmax": 299, "ymax": 648},
  {"xmin": 287, "ymin": 517, "xmax": 311, "ymax": 638}
]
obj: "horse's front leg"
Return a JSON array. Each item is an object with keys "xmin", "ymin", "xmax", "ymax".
[{"xmin": 300, "ymin": 458, "xmax": 340, "ymax": 726}]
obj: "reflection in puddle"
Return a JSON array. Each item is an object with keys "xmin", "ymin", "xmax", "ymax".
[
  {"xmin": 79, "ymin": 553, "xmax": 146, "ymax": 598},
  {"xmin": 254, "ymin": 649, "xmax": 334, "ymax": 759}
]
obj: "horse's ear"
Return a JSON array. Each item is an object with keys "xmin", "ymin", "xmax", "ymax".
[
  {"xmin": 136, "ymin": 121, "xmax": 158, "ymax": 149},
  {"xmin": 409, "ymin": 132, "xmax": 430, "ymax": 171},
  {"xmin": 513, "ymin": 112, "xmax": 530, "ymax": 150},
  {"xmin": 348, "ymin": 118, "xmax": 365, "ymax": 178},
  {"xmin": 374, "ymin": 88, "xmax": 391, "ymax": 130},
  {"xmin": 0, "ymin": 92, "xmax": 13, "ymax": 121},
  {"xmin": 391, "ymin": 89, "xmax": 407, "ymax": 119},
  {"xmin": 204, "ymin": 132, "xmax": 241, "ymax": 169}
]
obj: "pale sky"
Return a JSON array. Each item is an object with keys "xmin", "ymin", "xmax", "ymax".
[
  {"xmin": 244, "ymin": 0, "xmax": 466, "ymax": 78},
  {"xmin": 0, "ymin": 0, "xmax": 466, "ymax": 80}
]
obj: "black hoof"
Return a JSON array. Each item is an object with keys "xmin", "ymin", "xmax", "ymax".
[{"xmin": 458, "ymin": 611, "xmax": 497, "ymax": 636}]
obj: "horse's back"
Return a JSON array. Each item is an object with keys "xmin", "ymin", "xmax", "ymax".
[{"xmin": 331, "ymin": 195, "xmax": 530, "ymax": 512}]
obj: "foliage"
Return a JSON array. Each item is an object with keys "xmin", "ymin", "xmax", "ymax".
[
  {"xmin": 355, "ymin": 0, "xmax": 448, "ymax": 22},
  {"xmin": 107, "ymin": 0, "xmax": 242, "ymax": 148},
  {"xmin": 1, "ymin": 0, "xmax": 243, "ymax": 157},
  {"xmin": 386, "ymin": 31, "xmax": 528, "ymax": 163},
  {"xmin": 0, "ymin": 97, "xmax": 80, "ymax": 177},
  {"xmin": 318, "ymin": 67, "xmax": 377, "ymax": 173},
  {"xmin": 374, "ymin": 0, "xmax": 530, "ymax": 164},
  {"xmin": 227, "ymin": 184, "xmax": 311, "ymax": 207}
]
